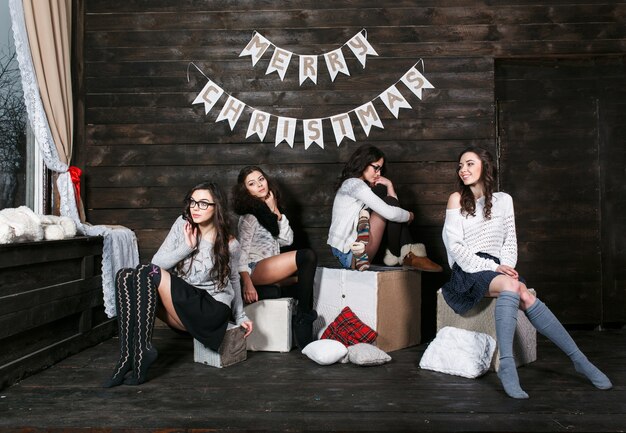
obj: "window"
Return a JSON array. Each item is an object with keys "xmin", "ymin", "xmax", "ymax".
[{"xmin": 0, "ymin": 2, "xmax": 45, "ymax": 212}]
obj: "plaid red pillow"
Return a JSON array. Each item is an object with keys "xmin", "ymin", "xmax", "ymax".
[{"xmin": 321, "ymin": 306, "xmax": 377, "ymax": 346}]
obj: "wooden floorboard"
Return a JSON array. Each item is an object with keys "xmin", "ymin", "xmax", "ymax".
[{"xmin": 0, "ymin": 329, "xmax": 624, "ymax": 432}]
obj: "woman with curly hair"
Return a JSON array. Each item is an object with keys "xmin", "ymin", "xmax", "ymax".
[
  {"xmin": 232, "ymin": 166, "xmax": 318, "ymax": 349},
  {"xmin": 442, "ymin": 147, "xmax": 611, "ymax": 398},
  {"xmin": 328, "ymin": 144, "xmax": 441, "ymax": 272},
  {"xmin": 104, "ymin": 181, "xmax": 252, "ymax": 387}
]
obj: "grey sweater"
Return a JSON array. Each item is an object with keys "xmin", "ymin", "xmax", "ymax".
[{"xmin": 152, "ymin": 216, "xmax": 248, "ymax": 324}]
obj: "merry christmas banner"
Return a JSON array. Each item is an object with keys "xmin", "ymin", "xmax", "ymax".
[
  {"xmin": 191, "ymin": 61, "xmax": 434, "ymax": 150},
  {"xmin": 239, "ymin": 30, "xmax": 378, "ymax": 84}
]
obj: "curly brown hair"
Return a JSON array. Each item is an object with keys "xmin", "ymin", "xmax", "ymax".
[
  {"xmin": 456, "ymin": 147, "xmax": 497, "ymax": 219},
  {"xmin": 178, "ymin": 181, "xmax": 232, "ymax": 290},
  {"xmin": 231, "ymin": 165, "xmax": 282, "ymax": 215}
]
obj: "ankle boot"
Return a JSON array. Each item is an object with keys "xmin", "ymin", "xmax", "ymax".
[
  {"xmin": 383, "ymin": 249, "xmax": 401, "ymax": 266},
  {"xmin": 292, "ymin": 309, "xmax": 318, "ymax": 350},
  {"xmin": 103, "ymin": 268, "xmax": 136, "ymax": 388},
  {"xmin": 401, "ymin": 243, "xmax": 443, "ymax": 272}
]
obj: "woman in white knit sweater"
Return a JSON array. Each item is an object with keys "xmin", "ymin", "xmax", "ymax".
[
  {"xmin": 328, "ymin": 144, "xmax": 441, "ymax": 272},
  {"xmin": 232, "ymin": 166, "xmax": 318, "ymax": 349},
  {"xmin": 442, "ymin": 147, "xmax": 611, "ymax": 399}
]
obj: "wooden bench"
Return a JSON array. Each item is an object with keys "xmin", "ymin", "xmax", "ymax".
[{"xmin": 0, "ymin": 236, "xmax": 115, "ymax": 390}]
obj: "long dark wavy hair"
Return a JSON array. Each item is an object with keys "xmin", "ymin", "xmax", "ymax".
[
  {"xmin": 178, "ymin": 181, "xmax": 232, "ymax": 290},
  {"xmin": 335, "ymin": 145, "xmax": 387, "ymax": 190},
  {"xmin": 231, "ymin": 165, "xmax": 282, "ymax": 215},
  {"xmin": 457, "ymin": 147, "xmax": 497, "ymax": 219}
]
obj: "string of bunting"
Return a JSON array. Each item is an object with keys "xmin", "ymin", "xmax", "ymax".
[
  {"xmin": 188, "ymin": 60, "xmax": 434, "ymax": 150},
  {"xmin": 239, "ymin": 29, "xmax": 378, "ymax": 84}
]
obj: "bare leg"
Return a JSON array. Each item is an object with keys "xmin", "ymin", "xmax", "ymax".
[{"xmin": 365, "ymin": 211, "xmax": 386, "ymax": 259}]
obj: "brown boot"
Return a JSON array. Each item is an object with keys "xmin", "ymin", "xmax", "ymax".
[{"xmin": 402, "ymin": 252, "xmax": 443, "ymax": 272}]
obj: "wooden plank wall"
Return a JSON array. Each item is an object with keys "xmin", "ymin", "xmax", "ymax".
[
  {"xmin": 75, "ymin": 0, "xmax": 626, "ymax": 325},
  {"xmin": 495, "ymin": 57, "xmax": 626, "ymax": 324}
]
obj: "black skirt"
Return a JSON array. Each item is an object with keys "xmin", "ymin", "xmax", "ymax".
[
  {"xmin": 442, "ymin": 252, "xmax": 526, "ymax": 315},
  {"xmin": 170, "ymin": 273, "xmax": 231, "ymax": 351}
]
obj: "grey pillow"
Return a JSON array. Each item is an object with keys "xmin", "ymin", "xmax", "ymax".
[{"xmin": 347, "ymin": 343, "xmax": 391, "ymax": 366}]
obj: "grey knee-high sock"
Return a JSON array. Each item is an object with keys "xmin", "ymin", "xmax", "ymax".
[
  {"xmin": 525, "ymin": 299, "xmax": 612, "ymax": 390},
  {"xmin": 495, "ymin": 291, "xmax": 529, "ymax": 399}
]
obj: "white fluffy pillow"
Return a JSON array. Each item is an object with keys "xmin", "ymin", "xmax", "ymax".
[
  {"xmin": 302, "ymin": 339, "xmax": 348, "ymax": 365},
  {"xmin": 419, "ymin": 326, "xmax": 496, "ymax": 378},
  {"xmin": 347, "ymin": 343, "xmax": 391, "ymax": 366}
]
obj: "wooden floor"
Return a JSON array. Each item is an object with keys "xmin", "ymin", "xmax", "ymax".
[{"xmin": 0, "ymin": 327, "xmax": 624, "ymax": 432}]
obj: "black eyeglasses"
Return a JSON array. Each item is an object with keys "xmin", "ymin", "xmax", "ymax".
[
  {"xmin": 187, "ymin": 199, "xmax": 215, "ymax": 210},
  {"xmin": 369, "ymin": 164, "xmax": 383, "ymax": 173}
]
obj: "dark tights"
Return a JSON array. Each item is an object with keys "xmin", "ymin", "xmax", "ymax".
[
  {"xmin": 257, "ymin": 248, "xmax": 317, "ymax": 313},
  {"xmin": 371, "ymin": 185, "xmax": 414, "ymax": 257}
]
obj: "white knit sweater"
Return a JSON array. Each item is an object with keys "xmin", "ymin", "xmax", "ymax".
[
  {"xmin": 237, "ymin": 213, "xmax": 294, "ymax": 274},
  {"xmin": 442, "ymin": 192, "xmax": 518, "ymax": 273},
  {"xmin": 327, "ymin": 178, "xmax": 410, "ymax": 253}
]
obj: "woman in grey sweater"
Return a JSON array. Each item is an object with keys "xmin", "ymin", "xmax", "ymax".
[{"xmin": 104, "ymin": 182, "xmax": 252, "ymax": 387}]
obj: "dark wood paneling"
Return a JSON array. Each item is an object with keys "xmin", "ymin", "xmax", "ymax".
[
  {"xmin": 79, "ymin": 1, "xmax": 626, "ymax": 326},
  {"xmin": 496, "ymin": 56, "xmax": 626, "ymax": 324}
]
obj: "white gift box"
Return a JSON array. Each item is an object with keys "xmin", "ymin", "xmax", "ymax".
[{"xmin": 244, "ymin": 298, "xmax": 295, "ymax": 352}]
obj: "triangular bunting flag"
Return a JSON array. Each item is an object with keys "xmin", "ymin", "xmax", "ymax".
[
  {"xmin": 239, "ymin": 32, "xmax": 271, "ymax": 66},
  {"xmin": 324, "ymin": 48, "xmax": 350, "ymax": 82},
  {"xmin": 400, "ymin": 67, "xmax": 435, "ymax": 100},
  {"xmin": 192, "ymin": 80, "xmax": 224, "ymax": 115},
  {"xmin": 246, "ymin": 110, "xmax": 271, "ymax": 141},
  {"xmin": 216, "ymin": 96, "xmax": 245, "ymax": 130},
  {"xmin": 347, "ymin": 32, "xmax": 378, "ymax": 68},
  {"xmin": 355, "ymin": 102, "xmax": 384, "ymax": 136},
  {"xmin": 380, "ymin": 85, "xmax": 412, "ymax": 119}
]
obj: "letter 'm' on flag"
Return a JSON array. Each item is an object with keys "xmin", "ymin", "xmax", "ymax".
[
  {"xmin": 380, "ymin": 85, "xmax": 412, "ymax": 119},
  {"xmin": 303, "ymin": 119, "xmax": 324, "ymax": 149},
  {"xmin": 239, "ymin": 32, "xmax": 271, "ymax": 66},
  {"xmin": 246, "ymin": 110, "xmax": 271, "ymax": 141},
  {"xmin": 324, "ymin": 48, "xmax": 350, "ymax": 82},
  {"xmin": 347, "ymin": 32, "xmax": 378, "ymax": 68},
  {"xmin": 192, "ymin": 80, "xmax": 225, "ymax": 115},
  {"xmin": 266, "ymin": 48, "xmax": 293, "ymax": 81},
  {"xmin": 330, "ymin": 113, "xmax": 355, "ymax": 146},
  {"xmin": 216, "ymin": 96, "xmax": 245, "ymax": 130},
  {"xmin": 400, "ymin": 67, "xmax": 435, "ymax": 100},
  {"xmin": 299, "ymin": 55, "xmax": 318, "ymax": 85},
  {"xmin": 355, "ymin": 102, "xmax": 384, "ymax": 136},
  {"xmin": 275, "ymin": 116, "xmax": 297, "ymax": 148}
]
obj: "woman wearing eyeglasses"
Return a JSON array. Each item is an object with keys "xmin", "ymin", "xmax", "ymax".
[
  {"xmin": 104, "ymin": 181, "xmax": 252, "ymax": 387},
  {"xmin": 232, "ymin": 166, "xmax": 318, "ymax": 350},
  {"xmin": 328, "ymin": 144, "xmax": 442, "ymax": 272}
]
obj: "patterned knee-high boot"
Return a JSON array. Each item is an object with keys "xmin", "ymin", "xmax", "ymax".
[
  {"xmin": 125, "ymin": 264, "xmax": 160, "ymax": 385},
  {"xmin": 103, "ymin": 268, "xmax": 136, "ymax": 388}
]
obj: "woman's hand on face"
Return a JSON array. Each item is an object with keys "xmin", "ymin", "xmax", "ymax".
[
  {"xmin": 265, "ymin": 191, "xmax": 277, "ymax": 212},
  {"xmin": 374, "ymin": 176, "xmax": 393, "ymax": 188},
  {"xmin": 243, "ymin": 280, "xmax": 259, "ymax": 304},
  {"xmin": 183, "ymin": 220, "xmax": 198, "ymax": 249},
  {"xmin": 496, "ymin": 264, "xmax": 519, "ymax": 279},
  {"xmin": 240, "ymin": 320, "xmax": 253, "ymax": 338}
]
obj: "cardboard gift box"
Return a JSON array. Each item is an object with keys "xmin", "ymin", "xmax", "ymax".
[
  {"xmin": 313, "ymin": 266, "xmax": 421, "ymax": 352},
  {"xmin": 194, "ymin": 323, "xmax": 247, "ymax": 368}
]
